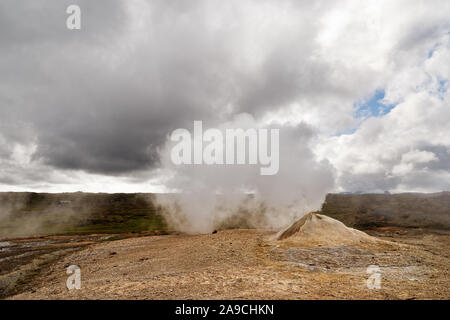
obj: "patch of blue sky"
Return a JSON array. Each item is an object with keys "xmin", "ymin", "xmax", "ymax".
[
  {"xmin": 353, "ymin": 89, "xmax": 396, "ymax": 119},
  {"xmin": 428, "ymin": 43, "xmax": 440, "ymax": 58},
  {"xmin": 335, "ymin": 127, "xmax": 357, "ymax": 136},
  {"xmin": 437, "ymin": 79, "xmax": 448, "ymax": 98}
]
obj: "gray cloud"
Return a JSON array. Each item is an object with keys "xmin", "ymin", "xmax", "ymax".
[{"xmin": 0, "ymin": 0, "xmax": 449, "ymax": 193}]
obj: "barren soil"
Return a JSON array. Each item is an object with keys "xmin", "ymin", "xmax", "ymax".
[{"xmin": 8, "ymin": 228, "xmax": 449, "ymax": 300}]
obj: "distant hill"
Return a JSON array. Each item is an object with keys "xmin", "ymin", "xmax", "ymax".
[
  {"xmin": 320, "ymin": 192, "xmax": 450, "ymax": 230},
  {"xmin": 0, "ymin": 192, "xmax": 167, "ymax": 238},
  {"xmin": 1, "ymin": 191, "xmax": 449, "ymax": 238}
]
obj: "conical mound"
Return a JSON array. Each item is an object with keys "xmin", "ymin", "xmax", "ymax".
[{"xmin": 277, "ymin": 212, "xmax": 377, "ymax": 246}]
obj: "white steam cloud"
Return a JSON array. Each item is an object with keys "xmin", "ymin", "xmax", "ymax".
[{"xmin": 156, "ymin": 114, "xmax": 335, "ymax": 233}]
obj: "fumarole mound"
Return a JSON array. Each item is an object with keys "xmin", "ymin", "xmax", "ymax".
[{"xmin": 277, "ymin": 212, "xmax": 377, "ymax": 246}]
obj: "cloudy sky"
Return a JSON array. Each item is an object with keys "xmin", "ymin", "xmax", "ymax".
[{"xmin": 1, "ymin": 0, "xmax": 449, "ymax": 194}]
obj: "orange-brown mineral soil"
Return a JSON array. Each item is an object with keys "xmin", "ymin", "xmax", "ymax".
[{"xmin": 8, "ymin": 226, "xmax": 449, "ymax": 300}]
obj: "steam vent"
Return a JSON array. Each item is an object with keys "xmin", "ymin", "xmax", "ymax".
[{"xmin": 277, "ymin": 212, "xmax": 377, "ymax": 246}]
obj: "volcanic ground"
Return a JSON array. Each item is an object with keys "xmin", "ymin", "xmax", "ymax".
[{"xmin": 5, "ymin": 225, "xmax": 449, "ymax": 300}]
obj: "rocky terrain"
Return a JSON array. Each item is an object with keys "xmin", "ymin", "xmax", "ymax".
[
  {"xmin": 1, "ymin": 192, "xmax": 449, "ymax": 300},
  {"xmin": 0, "ymin": 231, "xmax": 171, "ymax": 298},
  {"xmin": 7, "ymin": 227, "xmax": 449, "ymax": 300}
]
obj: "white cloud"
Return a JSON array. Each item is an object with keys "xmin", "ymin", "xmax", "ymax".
[
  {"xmin": 0, "ymin": 0, "xmax": 449, "ymax": 193},
  {"xmin": 317, "ymin": 26, "xmax": 450, "ymax": 192},
  {"xmin": 401, "ymin": 150, "xmax": 438, "ymax": 164}
]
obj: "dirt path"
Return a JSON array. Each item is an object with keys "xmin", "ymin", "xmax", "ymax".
[{"xmin": 9, "ymin": 229, "xmax": 450, "ymax": 299}]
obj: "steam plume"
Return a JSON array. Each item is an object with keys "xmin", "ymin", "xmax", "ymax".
[{"xmin": 156, "ymin": 114, "xmax": 335, "ymax": 233}]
